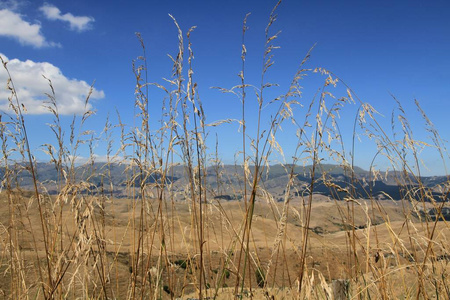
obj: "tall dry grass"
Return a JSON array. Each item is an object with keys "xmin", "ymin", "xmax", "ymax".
[{"xmin": 0, "ymin": 1, "xmax": 449, "ymax": 299}]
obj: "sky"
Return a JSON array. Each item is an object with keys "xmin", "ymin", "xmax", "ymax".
[{"xmin": 0, "ymin": 0, "xmax": 449, "ymax": 176}]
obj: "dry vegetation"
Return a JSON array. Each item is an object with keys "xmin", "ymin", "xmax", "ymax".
[{"xmin": 1, "ymin": 1, "xmax": 449, "ymax": 299}]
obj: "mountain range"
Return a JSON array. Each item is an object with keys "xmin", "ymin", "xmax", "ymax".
[{"xmin": 0, "ymin": 162, "xmax": 447, "ymax": 203}]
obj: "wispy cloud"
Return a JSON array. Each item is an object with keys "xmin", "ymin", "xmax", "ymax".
[
  {"xmin": 0, "ymin": 8, "xmax": 59, "ymax": 48},
  {"xmin": 39, "ymin": 3, "xmax": 94, "ymax": 32},
  {"xmin": 0, "ymin": 0, "xmax": 24, "ymax": 11},
  {"xmin": 0, "ymin": 53, "xmax": 105, "ymax": 115}
]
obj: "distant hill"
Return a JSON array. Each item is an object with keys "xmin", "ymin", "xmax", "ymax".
[{"xmin": 0, "ymin": 162, "xmax": 447, "ymax": 201}]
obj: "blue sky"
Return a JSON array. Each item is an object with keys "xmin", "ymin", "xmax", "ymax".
[{"xmin": 0, "ymin": 0, "xmax": 449, "ymax": 176}]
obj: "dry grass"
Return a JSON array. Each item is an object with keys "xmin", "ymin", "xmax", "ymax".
[{"xmin": 0, "ymin": 1, "xmax": 449, "ymax": 299}]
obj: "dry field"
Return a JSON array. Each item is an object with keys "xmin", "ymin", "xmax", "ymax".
[{"xmin": 1, "ymin": 190, "xmax": 449, "ymax": 299}]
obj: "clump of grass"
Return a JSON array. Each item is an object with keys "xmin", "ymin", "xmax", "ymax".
[{"xmin": 255, "ymin": 266, "xmax": 266, "ymax": 288}]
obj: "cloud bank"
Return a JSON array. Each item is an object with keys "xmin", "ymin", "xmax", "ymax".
[
  {"xmin": 39, "ymin": 3, "xmax": 94, "ymax": 32},
  {"xmin": 0, "ymin": 54, "xmax": 104, "ymax": 115},
  {"xmin": 0, "ymin": 9, "xmax": 59, "ymax": 48}
]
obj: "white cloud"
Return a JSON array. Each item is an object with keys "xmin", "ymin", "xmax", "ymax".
[
  {"xmin": 39, "ymin": 3, "xmax": 94, "ymax": 32},
  {"xmin": 0, "ymin": 53, "xmax": 105, "ymax": 115},
  {"xmin": 67, "ymin": 154, "xmax": 125, "ymax": 165},
  {"xmin": 0, "ymin": 8, "xmax": 58, "ymax": 48}
]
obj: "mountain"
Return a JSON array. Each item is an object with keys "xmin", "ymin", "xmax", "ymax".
[{"xmin": 0, "ymin": 162, "xmax": 447, "ymax": 201}]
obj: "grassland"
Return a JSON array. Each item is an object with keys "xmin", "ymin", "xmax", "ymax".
[{"xmin": 0, "ymin": 1, "xmax": 449, "ymax": 299}]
